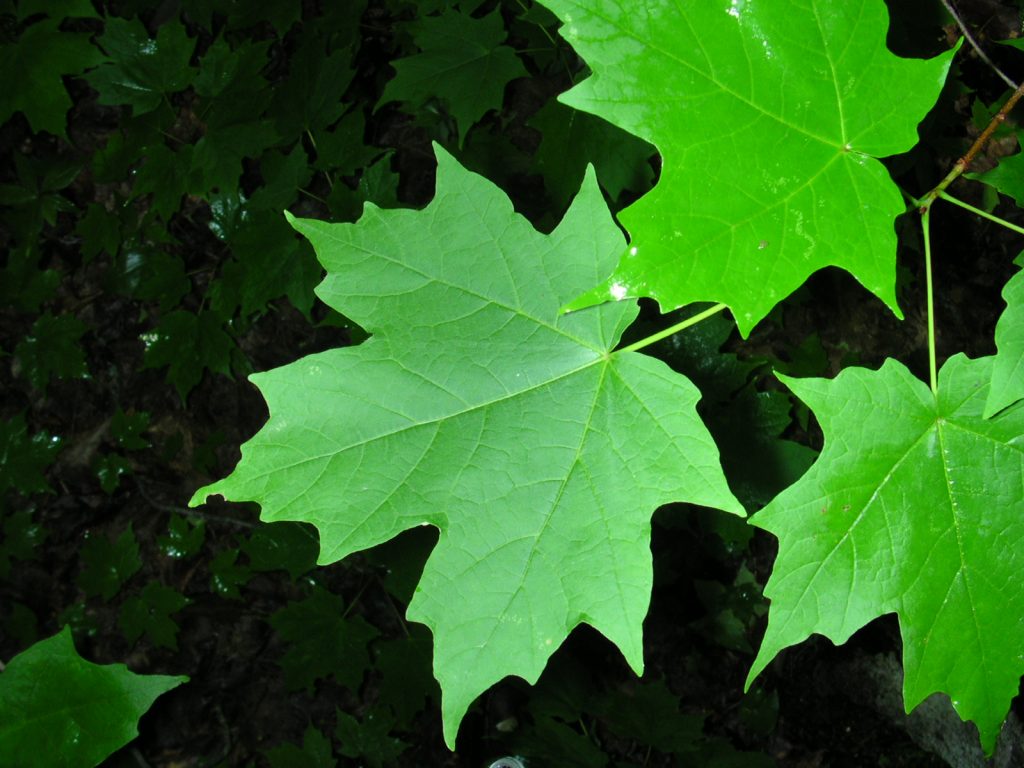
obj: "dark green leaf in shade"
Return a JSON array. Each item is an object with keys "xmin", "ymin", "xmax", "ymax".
[
  {"xmin": 269, "ymin": 34, "xmax": 355, "ymax": 139},
  {"xmin": 508, "ymin": 714, "xmax": 607, "ymax": 768},
  {"xmin": 120, "ymin": 582, "xmax": 190, "ymax": 650},
  {"xmin": 131, "ymin": 143, "xmax": 193, "ymax": 218},
  {"xmin": 380, "ymin": 8, "xmax": 527, "ymax": 144},
  {"xmin": 984, "ymin": 268, "xmax": 1024, "ymax": 417},
  {"xmin": 312, "ymin": 109, "xmax": 378, "ymax": 177},
  {"xmin": 268, "ymin": 584, "xmax": 378, "ymax": 693},
  {"xmin": 590, "ymin": 679, "xmax": 705, "ymax": 755},
  {"xmin": 0, "ymin": 19, "xmax": 105, "ymax": 137},
  {"xmin": 361, "ymin": 529, "xmax": 433, "ymax": 605},
  {"xmin": 192, "ymin": 148, "xmax": 741, "ymax": 745},
  {"xmin": 651, "ymin": 312, "xmax": 816, "ymax": 508},
  {"xmin": 0, "ymin": 508, "xmax": 49, "ymax": 580},
  {"xmin": 692, "ymin": 566, "xmax": 767, "ymax": 654},
  {"xmin": 142, "ymin": 310, "xmax": 237, "ymax": 401},
  {"xmin": 547, "ymin": 0, "xmax": 957, "ymax": 335},
  {"xmin": 265, "ymin": 724, "xmax": 337, "ymax": 768},
  {"xmin": 0, "ymin": 414, "xmax": 61, "ymax": 496},
  {"xmin": 210, "ymin": 215, "xmax": 323, "ymax": 318},
  {"xmin": 112, "ymin": 247, "xmax": 190, "ymax": 311},
  {"xmin": 748, "ymin": 356, "xmax": 1024, "ymax": 754},
  {"xmin": 78, "ymin": 525, "xmax": 142, "ymax": 601},
  {"xmin": 194, "ymin": 36, "xmax": 270, "ymax": 99},
  {"xmin": 206, "ymin": 191, "xmax": 247, "ymax": 242},
  {"xmin": 181, "ymin": 0, "xmax": 301, "ymax": 35},
  {"xmin": 111, "ymin": 409, "xmax": 150, "ymax": 451},
  {"xmin": 209, "ymin": 548, "xmax": 251, "ymax": 599},
  {"xmin": 14, "ymin": 313, "xmax": 88, "ymax": 390},
  {"xmin": 373, "ymin": 627, "xmax": 439, "ymax": 724},
  {"xmin": 0, "ymin": 626, "xmax": 187, "ymax": 767},
  {"xmin": 240, "ymin": 522, "xmax": 318, "ymax": 580},
  {"xmin": 57, "ymin": 603, "xmax": 99, "ymax": 640},
  {"xmin": 248, "ymin": 145, "xmax": 314, "ymax": 212},
  {"xmin": 95, "ymin": 453, "xmax": 132, "ymax": 494},
  {"xmin": 77, "ymin": 203, "xmax": 122, "ymax": 263},
  {"xmin": 192, "ymin": 429, "xmax": 226, "ymax": 475},
  {"xmin": 325, "ymin": 155, "xmax": 402, "ymax": 222},
  {"xmin": 86, "ymin": 18, "xmax": 196, "ymax": 115},
  {"xmin": 157, "ymin": 513, "xmax": 206, "ymax": 559},
  {"xmin": 529, "ymin": 99, "xmax": 655, "ymax": 210},
  {"xmin": 0, "ymin": 245, "xmax": 60, "ymax": 313},
  {"xmin": 968, "ymin": 143, "xmax": 1024, "ymax": 207},
  {"xmin": 3, "ymin": 602, "xmax": 38, "ymax": 649},
  {"xmin": 13, "ymin": 0, "xmax": 99, "ymax": 20},
  {"xmin": 335, "ymin": 708, "xmax": 408, "ymax": 768},
  {"xmin": 188, "ymin": 39, "xmax": 277, "ymax": 197},
  {"xmin": 0, "ymin": 152, "xmax": 81, "ymax": 241}
]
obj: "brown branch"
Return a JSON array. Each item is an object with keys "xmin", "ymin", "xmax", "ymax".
[
  {"xmin": 940, "ymin": 0, "xmax": 1017, "ymax": 90},
  {"xmin": 919, "ymin": 77, "xmax": 1024, "ymax": 212}
]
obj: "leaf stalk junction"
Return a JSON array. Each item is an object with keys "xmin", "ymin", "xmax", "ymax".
[{"xmin": 914, "ymin": 76, "xmax": 1024, "ymax": 394}]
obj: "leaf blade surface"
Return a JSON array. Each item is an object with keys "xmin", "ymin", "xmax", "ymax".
[
  {"xmin": 541, "ymin": 0, "xmax": 956, "ymax": 334},
  {"xmin": 748, "ymin": 356, "xmax": 1024, "ymax": 752},
  {"xmin": 192, "ymin": 148, "xmax": 742, "ymax": 744}
]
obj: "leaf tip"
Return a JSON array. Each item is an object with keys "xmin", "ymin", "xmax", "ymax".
[
  {"xmin": 561, "ymin": 286, "xmax": 608, "ymax": 314},
  {"xmin": 188, "ymin": 484, "xmax": 220, "ymax": 508}
]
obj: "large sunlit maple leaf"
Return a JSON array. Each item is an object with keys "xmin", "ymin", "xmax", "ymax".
[
  {"xmin": 191, "ymin": 147, "xmax": 742, "ymax": 746},
  {"xmin": 747, "ymin": 356, "xmax": 1024, "ymax": 752},
  {"xmin": 542, "ymin": 0, "xmax": 956, "ymax": 335}
]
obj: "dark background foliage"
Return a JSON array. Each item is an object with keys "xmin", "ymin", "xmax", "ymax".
[{"xmin": 1, "ymin": 0, "xmax": 1023, "ymax": 765}]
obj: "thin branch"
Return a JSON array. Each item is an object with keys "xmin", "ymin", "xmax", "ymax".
[
  {"xmin": 938, "ymin": 190, "xmax": 1024, "ymax": 236},
  {"xmin": 921, "ymin": 207, "xmax": 938, "ymax": 395},
  {"xmin": 919, "ymin": 76, "xmax": 1024, "ymax": 211},
  {"xmin": 135, "ymin": 477, "xmax": 259, "ymax": 529},
  {"xmin": 940, "ymin": 0, "xmax": 1018, "ymax": 89}
]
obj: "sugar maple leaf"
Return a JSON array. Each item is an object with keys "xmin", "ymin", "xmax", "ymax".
[
  {"xmin": 380, "ymin": 9, "xmax": 527, "ymax": 145},
  {"xmin": 192, "ymin": 147, "xmax": 742, "ymax": 745},
  {"xmin": 0, "ymin": 627, "xmax": 186, "ymax": 763},
  {"xmin": 748, "ymin": 356, "xmax": 1024, "ymax": 753},
  {"xmin": 985, "ymin": 267, "xmax": 1024, "ymax": 418},
  {"xmin": 541, "ymin": 0, "xmax": 956, "ymax": 335}
]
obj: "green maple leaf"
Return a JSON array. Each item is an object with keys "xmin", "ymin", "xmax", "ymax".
[
  {"xmin": 269, "ymin": 33, "xmax": 355, "ymax": 138},
  {"xmin": 0, "ymin": 18, "xmax": 105, "ymax": 137},
  {"xmin": 120, "ymin": 582, "xmax": 190, "ymax": 650},
  {"xmin": 269, "ymin": 585, "xmax": 378, "ymax": 693},
  {"xmin": 79, "ymin": 525, "xmax": 142, "ymax": 601},
  {"xmin": 529, "ymin": 99, "xmax": 656, "ymax": 210},
  {"xmin": 542, "ymin": 0, "xmax": 956, "ymax": 335},
  {"xmin": 380, "ymin": 8, "xmax": 528, "ymax": 144},
  {"xmin": 0, "ymin": 626, "xmax": 186, "ymax": 766},
  {"xmin": 191, "ymin": 147, "xmax": 742, "ymax": 745},
  {"xmin": 985, "ymin": 268, "xmax": 1024, "ymax": 417},
  {"xmin": 142, "ymin": 310, "xmax": 239, "ymax": 401},
  {"xmin": 968, "ymin": 143, "xmax": 1024, "ymax": 208},
  {"xmin": 0, "ymin": 413, "xmax": 61, "ymax": 496},
  {"xmin": 14, "ymin": 312, "xmax": 88, "ymax": 390},
  {"xmin": 266, "ymin": 724, "xmax": 337, "ymax": 768},
  {"xmin": 747, "ymin": 355, "xmax": 1024, "ymax": 753},
  {"xmin": 86, "ymin": 18, "xmax": 196, "ymax": 115}
]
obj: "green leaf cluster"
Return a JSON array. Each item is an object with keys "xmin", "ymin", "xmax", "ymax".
[
  {"xmin": 4, "ymin": 0, "xmax": 1024, "ymax": 763},
  {"xmin": 191, "ymin": 0, "xmax": 1024, "ymax": 758}
]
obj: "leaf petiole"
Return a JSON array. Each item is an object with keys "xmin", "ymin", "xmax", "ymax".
[
  {"xmin": 616, "ymin": 303, "xmax": 728, "ymax": 354},
  {"xmin": 922, "ymin": 207, "xmax": 938, "ymax": 395},
  {"xmin": 937, "ymin": 191, "xmax": 1024, "ymax": 237}
]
